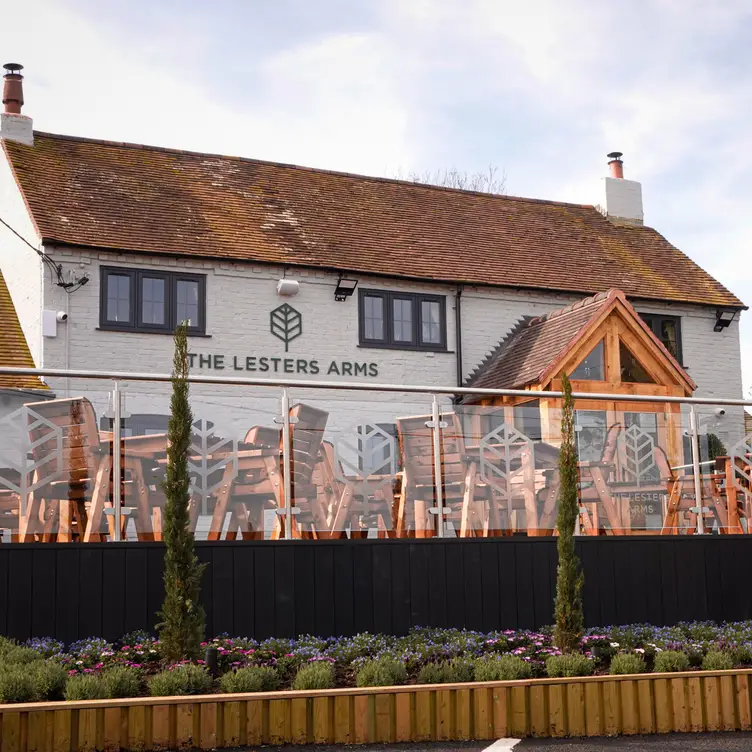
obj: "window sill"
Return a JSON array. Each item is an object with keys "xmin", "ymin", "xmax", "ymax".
[
  {"xmin": 96, "ymin": 327, "xmax": 212, "ymax": 338},
  {"xmin": 358, "ymin": 343, "xmax": 453, "ymax": 354}
]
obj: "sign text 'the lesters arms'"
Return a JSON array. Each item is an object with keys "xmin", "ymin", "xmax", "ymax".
[{"xmin": 187, "ymin": 353, "xmax": 379, "ymax": 378}]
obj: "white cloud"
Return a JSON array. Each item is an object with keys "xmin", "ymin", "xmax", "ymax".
[{"xmin": 0, "ymin": 0, "xmax": 413, "ymax": 174}]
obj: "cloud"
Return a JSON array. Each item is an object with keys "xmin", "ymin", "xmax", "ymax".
[{"xmin": 0, "ymin": 0, "xmax": 413, "ymax": 174}]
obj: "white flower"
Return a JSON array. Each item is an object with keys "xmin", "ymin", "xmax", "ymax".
[
  {"xmin": 634, "ymin": 648, "xmax": 645, "ymax": 654},
  {"xmin": 610, "ymin": 642, "xmax": 620, "ymax": 648}
]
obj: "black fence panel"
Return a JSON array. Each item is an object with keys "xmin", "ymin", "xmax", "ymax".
[{"xmin": 0, "ymin": 537, "xmax": 750, "ymax": 643}]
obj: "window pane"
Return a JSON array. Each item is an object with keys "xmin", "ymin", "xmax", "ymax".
[
  {"xmin": 660, "ymin": 320, "xmax": 679, "ymax": 358},
  {"xmin": 141, "ymin": 276, "xmax": 166, "ymax": 325},
  {"xmin": 106, "ymin": 274, "xmax": 131, "ymax": 322},
  {"xmin": 392, "ymin": 298, "xmax": 413, "ymax": 342},
  {"xmin": 575, "ymin": 410, "xmax": 607, "ymax": 463},
  {"xmin": 620, "ymin": 342, "xmax": 654, "ymax": 383},
  {"xmin": 363, "ymin": 295, "xmax": 384, "ymax": 340},
  {"xmin": 571, "ymin": 340, "xmax": 605, "ymax": 381},
  {"xmin": 176, "ymin": 279, "xmax": 200, "ymax": 327},
  {"xmin": 421, "ymin": 300, "xmax": 441, "ymax": 344}
]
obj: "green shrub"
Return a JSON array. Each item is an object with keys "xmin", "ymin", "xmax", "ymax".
[
  {"xmin": 148, "ymin": 664, "xmax": 213, "ymax": 697},
  {"xmin": 101, "ymin": 666, "xmax": 142, "ymax": 699},
  {"xmin": 653, "ymin": 650, "xmax": 690, "ymax": 673},
  {"xmin": 0, "ymin": 636, "xmax": 17, "ymax": 658},
  {"xmin": 65, "ymin": 674, "xmax": 107, "ymax": 701},
  {"xmin": 546, "ymin": 654, "xmax": 595, "ymax": 678},
  {"xmin": 731, "ymin": 644, "xmax": 752, "ymax": 666},
  {"xmin": 702, "ymin": 651, "xmax": 734, "ymax": 671},
  {"xmin": 1, "ymin": 646, "xmax": 43, "ymax": 665},
  {"xmin": 29, "ymin": 661, "xmax": 68, "ymax": 700},
  {"xmin": 609, "ymin": 653, "xmax": 647, "ymax": 675},
  {"xmin": 292, "ymin": 661, "xmax": 336, "ymax": 690},
  {"xmin": 0, "ymin": 666, "xmax": 36, "ymax": 703},
  {"xmin": 474, "ymin": 654, "xmax": 532, "ymax": 681},
  {"xmin": 417, "ymin": 657, "xmax": 475, "ymax": 685},
  {"xmin": 355, "ymin": 656, "xmax": 408, "ymax": 688},
  {"xmin": 220, "ymin": 666, "xmax": 280, "ymax": 694}
]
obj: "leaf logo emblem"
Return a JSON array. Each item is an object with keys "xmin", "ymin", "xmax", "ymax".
[{"xmin": 270, "ymin": 303, "xmax": 303, "ymax": 351}]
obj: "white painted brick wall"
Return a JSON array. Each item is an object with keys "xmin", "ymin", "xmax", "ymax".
[
  {"xmin": 34, "ymin": 246, "xmax": 748, "ymax": 448},
  {"xmin": 0, "ymin": 146, "xmax": 43, "ymax": 365}
]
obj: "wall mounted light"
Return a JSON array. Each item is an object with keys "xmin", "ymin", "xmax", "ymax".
[
  {"xmin": 714, "ymin": 308, "xmax": 737, "ymax": 332},
  {"xmin": 334, "ymin": 276, "xmax": 358, "ymax": 302}
]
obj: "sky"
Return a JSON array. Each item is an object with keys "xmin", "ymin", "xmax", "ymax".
[{"xmin": 2, "ymin": 0, "xmax": 751, "ymax": 394}]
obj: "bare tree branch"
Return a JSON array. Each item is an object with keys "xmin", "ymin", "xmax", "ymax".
[{"xmin": 393, "ymin": 165, "xmax": 507, "ymax": 195}]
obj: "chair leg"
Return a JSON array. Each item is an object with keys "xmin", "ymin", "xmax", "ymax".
[
  {"xmin": 84, "ymin": 456, "xmax": 112, "ymax": 542},
  {"xmin": 208, "ymin": 465, "xmax": 235, "ymax": 541}
]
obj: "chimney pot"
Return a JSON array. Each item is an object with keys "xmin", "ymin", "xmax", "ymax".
[
  {"xmin": 2, "ymin": 63, "xmax": 24, "ymax": 115},
  {"xmin": 607, "ymin": 150, "xmax": 624, "ymax": 179}
]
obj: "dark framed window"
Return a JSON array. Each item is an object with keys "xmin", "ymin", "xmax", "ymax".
[
  {"xmin": 358, "ymin": 289, "xmax": 446, "ymax": 351},
  {"xmin": 100, "ymin": 267, "xmax": 206, "ymax": 334},
  {"xmin": 640, "ymin": 313, "xmax": 682, "ymax": 364}
]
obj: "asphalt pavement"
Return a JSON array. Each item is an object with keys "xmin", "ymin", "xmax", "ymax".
[{"xmin": 239, "ymin": 734, "xmax": 752, "ymax": 752}]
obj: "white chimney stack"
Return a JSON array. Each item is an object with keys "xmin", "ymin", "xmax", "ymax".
[
  {"xmin": 0, "ymin": 63, "xmax": 33, "ymax": 146},
  {"xmin": 603, "ymin": 151, "xmax": 643, "ymax": 225}
]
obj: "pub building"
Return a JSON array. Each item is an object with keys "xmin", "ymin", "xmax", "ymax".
[{"xmin": 0, "ymin": 64, "xmax": 747, "ymax": 539}]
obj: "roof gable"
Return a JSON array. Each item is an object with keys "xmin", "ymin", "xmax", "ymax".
[
  {"xmin": 468, "ymin": 289, "xmax": 696, "ymax": 394},
  {"xmin": 2, "ymin": 132, "xmax": 743, "ymax": 308},
  {"xmin": 0, "ymin": 270, "xmax": 46, "ymax": 390}
]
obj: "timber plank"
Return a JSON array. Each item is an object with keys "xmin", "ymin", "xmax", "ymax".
[
  {"xmin": 619, "ymin": 680, "xmax": 638, "ymax": 735},
  {"xmin": 175, "ymin": 703, "xmax": 194, "ymax": 749},
  {"xmin": 414, "ymin": 691, "xmax": 433, "ymax": 741},
  {"xmin": 637, "ymin": 679, "xmax": 655, "ymax": 734},
  {"xmin": 52, "ymin": 710, "xmax": 72, "ymax": 752},
  {"xmin": 547, "ymin": 685, "xmax": 566, "ymax": 737},
  {"xmin": 669, "ymin": 678, "xmax": 687, "ymax": 732},
  {"xmin": 245, "ymin": 700, "xmax": 263, "ymax": 746},
  {"xmin": 653, "ymin": 679, "xmax": 672, "ymax": 733},
  {"xmin": 529, "ymin": 685, "xmax": 547, "ymax": 737},
  {"xmin": 312, "ymin": 697, "xmax": 332, "ymax": 744},
  {"xmin": 687, "ymin": 677, "xmax": 705, "ymax": 732},
  {"xmin": 456, "ymin": 689, "xmax": 472, "ymax": 740},
  {"xmin": 736, "ymin": 674, "xmax": 752, "ymax": 730},
  {"xmin": 584, "ymin": 681, "xmax": 602, "ymax": 736},
  {"xmin": 290, "ymin": 698, "xmax": 309, "ymax": 745},
  {"xmin": 395, "ymin": 693, "xmax": 412, "ymax": 743},
  {"xmin": 602, "ymin": 680, "xmax": 620, "ymax": 735},
  {"xmin": 705, "ymin": 677, "xmax": 721, "ymax": 732},
  {"xmin": 567, "ymin": 683, "xmax": 586, "ymax": 737}
]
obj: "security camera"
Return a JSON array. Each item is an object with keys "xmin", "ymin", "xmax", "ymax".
[
  {"xmin": 56, "ymin": 311, "xmax": 68, "ymax": 322},
  {"xmin": 714, "ymin": 407, "xmax": 726, "ymax": 418}
]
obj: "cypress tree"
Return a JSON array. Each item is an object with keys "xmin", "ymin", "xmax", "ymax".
[
  {"xmin": 157, "ymin": 322, "xmax": 206, "ymax": 661},
  {"xmin": 553, "ymin": 374, "xmax": 584, "ymax": 653}
]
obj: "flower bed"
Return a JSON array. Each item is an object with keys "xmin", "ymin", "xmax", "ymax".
[{"xmin": 3, "ymin": 622, "xmax": 752, "ymax": 703}]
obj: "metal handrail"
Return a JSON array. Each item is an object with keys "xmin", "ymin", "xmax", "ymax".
[{"xmin": 1, "ymin": 366, "xmax": 751, "ymax": 407}]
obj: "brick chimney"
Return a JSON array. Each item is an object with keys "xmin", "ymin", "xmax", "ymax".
[
  {"xmin": 603, "ymin": 151, "xmax": 643, "ymax": 225},
  {"xmin": 0, "ymin": 64, "xmax": 33, "ymax": 146}
]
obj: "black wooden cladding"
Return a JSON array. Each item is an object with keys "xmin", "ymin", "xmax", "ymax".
[{"xmin": 0, "ymin": 537, "xmax": 750, "ymax": 644}]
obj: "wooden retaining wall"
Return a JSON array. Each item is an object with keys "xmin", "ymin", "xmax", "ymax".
[{"xmin": 1, "ymin": 669, "xmax": 752, "ymax": 750}]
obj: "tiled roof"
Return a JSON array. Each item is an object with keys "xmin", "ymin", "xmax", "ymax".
[
  {"xmin": 0, "ymin": 270, "xmax": 46, "ymax": 390},
  {"xmin": 3, "ymin": 132, "xmax": 743, "ymax": 308},
  {"xmin": 466, "ymin": 288, "xmax": 693, "ymax": 391}
]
